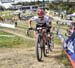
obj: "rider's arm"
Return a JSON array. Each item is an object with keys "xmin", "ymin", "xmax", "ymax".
[
  {"xmin": 28, "ymin": 16, "xmax": 37, "ymax": 28},
  {"xmin": 28, "ymin": 19, "xmax": 32, "ymax": 28}
]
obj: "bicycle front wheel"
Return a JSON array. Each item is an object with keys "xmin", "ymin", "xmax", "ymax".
[{"xmin": 35, "ymin": 34, "xmax": 43, "ymax": 61}]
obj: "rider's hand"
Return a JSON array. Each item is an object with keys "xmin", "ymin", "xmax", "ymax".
[{"xmin": 29, "ymin": 26, "xmax": 32, "ymax": 30}]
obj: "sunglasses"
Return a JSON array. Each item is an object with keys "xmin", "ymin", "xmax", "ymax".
[{"xmin": 38, "ymin": 16, "xmax": 44, "ymax": 18}]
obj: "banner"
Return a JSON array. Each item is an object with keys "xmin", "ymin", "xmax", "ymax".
[
  {"xmin": 57, "ymin": 31, "xmax": 75, "ymax": 68},
  {"xmin": 0, "ymin": 23, "xmax": 15, "ymax": 29}
]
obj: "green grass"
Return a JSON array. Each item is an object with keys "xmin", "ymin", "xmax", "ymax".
[
  {"xmin": 58, "ymin": 25, "xmax": 69, "ymax": 30},
  {"xmin": 0, "ymin": 10, "xmax": 13, "ymax": 14},
  {"xmin": 0, "ymin": 36, "xmax": 34, "ymax": 48},
  {"xmin": 54, "ymin": 36, "xmax": 62, "ymax": 45},
  {"xmin": 3, "ymin": 15, "xmax": 12, "ymax": 19},
  {"xmin": 0, "ymin": 30, "xmax": 24, "ymax": 48},
  {"xmin": 58, "ymin": 51, "xmax": 72, "ymax": 68},
  {"xmin": 0, "ymin": 30, "xmax": 34, "ymax": 48},
  {"xmin": 0, "ymin": 36, "xmax": 22, "ymax": 48},
  {"xmin": 0, "ymin": 10, "xmax": 13, "ymax": 19}
]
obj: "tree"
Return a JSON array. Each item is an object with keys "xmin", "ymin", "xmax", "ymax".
[{"xmin": 0, "ymin": 6, "xmax": 5, "ymax": 11}]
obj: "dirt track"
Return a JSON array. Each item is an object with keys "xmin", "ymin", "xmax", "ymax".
[{"xmin": 0, "ymin": 45, "xmax": 66, "ymax": 68}]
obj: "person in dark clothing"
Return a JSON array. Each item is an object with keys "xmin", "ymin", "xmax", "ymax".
[{"xmin": 15, "ymin": 21, "xmax": 17, "ymax": 27}]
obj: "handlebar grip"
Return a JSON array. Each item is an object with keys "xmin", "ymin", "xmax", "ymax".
[{"xmin": 28, "ymin": 28, "xmax": 33, "ymax": 30}]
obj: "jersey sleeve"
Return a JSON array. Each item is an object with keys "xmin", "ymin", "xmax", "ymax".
[
  {"xmin": 31, "ymin": 16, "xmax": 38, "ymax": 21},
  {"xmin": 48, "ymin": 16, "xmax": 53, "ymax": 22},
  {"xmin": 45, "ymin": 15, "xmax": 53, "ymax": 23}
]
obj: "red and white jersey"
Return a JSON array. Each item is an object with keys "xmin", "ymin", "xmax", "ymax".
[{"xmin": 31, "ymin": 15, "xmax": 53, "ymax": 24}]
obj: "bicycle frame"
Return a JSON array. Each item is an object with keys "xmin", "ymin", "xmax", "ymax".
[{"xmin": 36, "ymin": 27, "xmax": 47, "ymax": 44}]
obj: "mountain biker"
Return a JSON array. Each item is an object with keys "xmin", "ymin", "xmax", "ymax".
[{"xmin": 28, "ymin": 8, "xmax": 53, "ymax": 39}]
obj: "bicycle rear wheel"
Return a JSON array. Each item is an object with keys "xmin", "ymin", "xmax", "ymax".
[
  {"xmin": 47, "ymin": 39, "xmax": 53, "ymax": 52},
  {"xmin": 43, "ymin": 44, "xmax": 49, "ymax": 57}
]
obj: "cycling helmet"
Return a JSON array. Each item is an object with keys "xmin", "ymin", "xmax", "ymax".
[{"xmin": 37, "ymin": 8, "xmax": 45, "ymax": 17}]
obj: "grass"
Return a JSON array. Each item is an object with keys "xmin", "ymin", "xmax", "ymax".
[
  {"xmin": 0, "ymin": 30, "xmax": 13, "ymax": 35},
  {"xmin": 58, "ymin": 51, "xmax": 72, "ymax": 68},
  {"xmin": 0, "ymin": 10, "xmax": 13, "ymax": 14},
  {"xmin": 54, "ymin": 35, "xmax": 62, "ymax": 45},
  {"xmin": 0, "ymin": 36, "xmax": 22, "ymax": 48},
  {"xmin": 0, "ymin": 30, "xmax": 34, "ymax": 48},
  {"xmin": 0, "ymin": 10, "xmax": 13, "ymax": 19},
  {"xmin": 0, "ymin": 35, "xmax": 35, "ymax": 48}
]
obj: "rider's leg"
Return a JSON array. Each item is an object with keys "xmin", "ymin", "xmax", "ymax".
[
  {"xmin": 47, "ymin": 28, "xmax": 53, "ymax": 51},
  {"xmin": 47, "ymin": 28, "xmax": 51, "ymax": 38}
]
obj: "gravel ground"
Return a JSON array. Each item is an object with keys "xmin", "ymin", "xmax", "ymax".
[{"xmin": 0, "ymin": 45, "xmax": 66, "ymax": 68}]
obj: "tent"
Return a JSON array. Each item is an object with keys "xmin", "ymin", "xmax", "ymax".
[
  {"xmin": 0, "ymin": 22, "xmax": 15, "ymax": 29},
  {"xmin": 71, "ymin": 12, "xmax": 75, "ymax": 17},
  {"xmin": 67, "ymin": 12, "xmax": 75, "ymax": 17},
  {"xmin": 0, "ymin": 3, "xmax": 13, "ymax": 9}
]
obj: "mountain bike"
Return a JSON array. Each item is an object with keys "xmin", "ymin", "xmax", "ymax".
[{"xmin": 27, "ymin": 23, "xmax": 54, "ymax": 61}]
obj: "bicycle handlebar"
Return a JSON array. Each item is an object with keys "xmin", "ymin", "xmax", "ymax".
[
  {"xmin": 28, "ymin": 27, "xmax": 47, "ymax": 31},
  {"xmin": 28, "ymin": 27, "xmax": 36, "ymax": 31}
]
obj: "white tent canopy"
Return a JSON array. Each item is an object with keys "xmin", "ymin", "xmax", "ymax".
[
  {"xmin": 67, "ymin": 12, "xmax": 75, "ymax": 17},
  {"xmin": 71, "ymin": 12, "xmax": 75, "ymax": 16},
  {"xmin": 0, "ymin": 22, "xmax": 15, "ymax": 29},
  {"xmin": 0, "ymin": 3, "xmax": 13, "ymax": 9}
]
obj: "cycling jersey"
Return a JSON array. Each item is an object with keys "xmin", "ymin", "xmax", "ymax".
[{"xmin": 31, "ymin": 15, "xmax": 53, "ymax": 24}]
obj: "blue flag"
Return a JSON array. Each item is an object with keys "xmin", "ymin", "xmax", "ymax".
[
  {"xmin": 64, "ymin": 31, "xmax": 75, "ymax": 67},
  {"xmin": 57, "ymin": 29, "xmax": 75, "ymax": 67}
]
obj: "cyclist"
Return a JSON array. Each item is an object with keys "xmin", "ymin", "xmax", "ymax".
[
  {"xmin": 28, "ymin": 8, "xmax": 53, "ymax": 51},
  {"xmin": 28, "ymin": 8, "xmax": 53, "ymax": 37}
]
